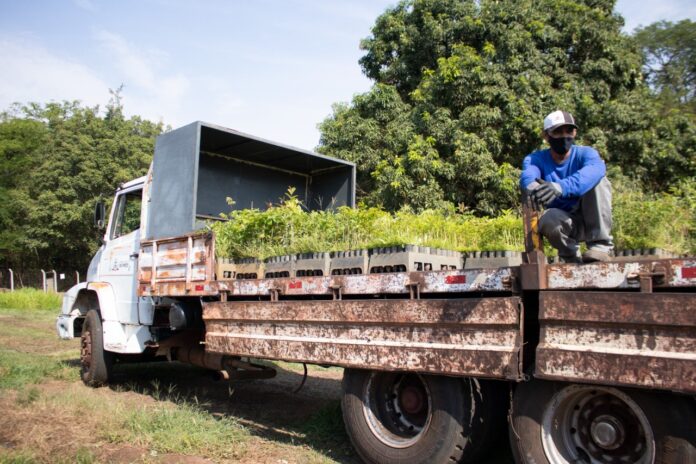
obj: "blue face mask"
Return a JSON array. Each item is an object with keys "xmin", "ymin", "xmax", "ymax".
[{"xmin": 549, "ymin": 135, "xmax": 574, "ymax": 155}]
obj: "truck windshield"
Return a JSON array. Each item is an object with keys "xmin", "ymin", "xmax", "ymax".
[{"xmin": 111, "ymin": 190, "xmax": 142, "ymax": 239}]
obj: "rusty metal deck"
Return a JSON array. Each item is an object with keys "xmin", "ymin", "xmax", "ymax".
[
  {"xmin": 203, "ymin": 297, "xmax": 522, "ymax": 379},
  {"xmin": 545, "ymin": 258, "xmax": 696, "ymax": 290},
  {"xmin": 535, "ymin": 291, "xmax": 696, "ymax": 394}
]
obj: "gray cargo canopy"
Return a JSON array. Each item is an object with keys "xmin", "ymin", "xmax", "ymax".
[{"xmin": 146, "ymin": 121, "xmax": 356, "ymax": 240}]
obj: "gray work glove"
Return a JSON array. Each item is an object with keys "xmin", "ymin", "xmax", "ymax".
[
  {"xmin": 525, "ymin": 181, "xmax": 543, "ymax": 211},
  {"xmin": 531, "ymin": 177, "xmax": 562, "ymax": 209}
]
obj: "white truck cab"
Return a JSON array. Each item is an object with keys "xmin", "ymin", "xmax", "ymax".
[
  {"xmin": 56, "ymin": 173, "xmax": 154, "ymax": 354},
  {"xmin": 55, "ymin": 121, "xmax": 355, "ymax": 386}
]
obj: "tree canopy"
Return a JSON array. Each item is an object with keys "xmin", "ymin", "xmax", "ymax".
[
  {"xmin": 0, "ymin": 97, "xmax": 162, "ymax": 273},
  {"xmin": 318, "ymin": 0, "xmax": 696, "ymax": 213},
  {"xmin": 635, "ymin": 19, "xmax": 696, "ymax": 113}
]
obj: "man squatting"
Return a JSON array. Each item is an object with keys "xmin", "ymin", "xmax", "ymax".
[{"xmin": 520, "ymin": 110, "xmax": 613, "ymax": 263}]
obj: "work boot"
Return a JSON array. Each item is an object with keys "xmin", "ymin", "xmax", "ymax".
[
  {"xmin": 559, "ymin": 255, "xmax": 583, "ymax": 264},
  {"xmin": 582, "ymin": 248, "xmax": 610, "ymax": 263}
]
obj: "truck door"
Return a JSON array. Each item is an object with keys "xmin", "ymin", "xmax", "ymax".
[{"xmin": 100, "ymin": 187, "xmax": 144, "ymax": 324}]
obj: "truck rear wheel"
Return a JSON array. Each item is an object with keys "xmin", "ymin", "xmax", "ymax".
[
  {"xmin": 80, "ymin": 310, "xmax": 113, "ymax": 387},
  {"xmin": 509, "ymin": 380, "xmax": 696, "ymax": 464},
  {"xmin": 341, "ymin": 369, "xmax": 491, "ymax": 464}
]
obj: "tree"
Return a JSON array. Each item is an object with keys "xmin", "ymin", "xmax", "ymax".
[
  {"xmin": 0, "ymin": 97, "xmax": 163, "ymax": 273},
  {"xmin": 318, "ymin": 0, "xmax": 694, "ymax": 213},
  {"xmin": 635, "ymin": 19, "xmax": 696, "ymax": 112}
]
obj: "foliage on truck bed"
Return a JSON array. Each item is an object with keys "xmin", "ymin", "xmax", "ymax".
[
  {"xmin": 212, "ymin": 190, "xmax": 522, "ymax": 259},
  {"xmin": 212, "ymin": 186, "xmax": 695, "ymax": 260}
]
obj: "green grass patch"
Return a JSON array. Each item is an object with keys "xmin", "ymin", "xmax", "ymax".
[
  {"xmin": 0, "ymin": 289, "xmax": 62, "ymax": 312},
  {"xmin": 0, "ymin": 452, "xmax": 39, "ymax": 464},
  {"xmin": 299, "ymin": 400, "xmax": 347, "ymax": 443},
  {"xmin": 104, "ymin": 399, "xmax": 248, "ymax": 459},
  {"xmin": 212, "ymin": 186, "xmax": 696, "ymax": 259},
  {"xmin": 0, "ymin": 349, "xmax": 78, "ymax": 389}
]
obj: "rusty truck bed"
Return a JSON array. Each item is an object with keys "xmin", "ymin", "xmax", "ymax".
[{"xmin": 138, "ymin": 232, "xmax": 696, "ymax": 392}]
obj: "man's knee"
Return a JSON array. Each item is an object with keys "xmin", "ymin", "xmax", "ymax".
[
  {"xmin": 582, "ymin": 177, "xmax": 612, "ymax": 207},
  {"xmin": 538, "ymin": 208, "xmax": 569, "ymax": 236}
]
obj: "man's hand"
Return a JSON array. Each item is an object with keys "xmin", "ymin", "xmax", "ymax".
[{"xmin": 531, "ymin": 177, "xmax": 562, "ymax": 209}]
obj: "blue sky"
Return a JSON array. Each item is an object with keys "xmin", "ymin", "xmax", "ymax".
[{"xmin": 1, "ymin": 0, "xmax": 695, "ymax": 150}]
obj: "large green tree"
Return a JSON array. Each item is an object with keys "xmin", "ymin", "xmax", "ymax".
[
  {"xmin": 319, "ymin": 0, "xmax": 695, "ymax": 213},
  {"xmin": 635, "ymin": 19, "xmax": 696, "ymax": 113},
  {"xmin": 0, "ymin": 97, "xmax": 162, "ymax": 273}
]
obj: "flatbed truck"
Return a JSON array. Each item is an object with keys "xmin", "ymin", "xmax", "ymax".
[{"xmin": 57, "ymin": 122, "xmax": 696, "ymax": 464}]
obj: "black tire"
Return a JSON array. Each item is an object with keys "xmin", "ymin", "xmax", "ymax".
[
  {"xmin": 80, "ymin": 310, "xmax": 113, "ymax": 387},
  {"xmin": 342, "ymin": 369, "xmax": 490, "ymax": 464},
  {"xmin": 461, "ymin": 378, "xmax": 509, "ymax": 463},
  {"xmin": 509, "ymin": 380, "xmax": 696, "ymax": 464}
]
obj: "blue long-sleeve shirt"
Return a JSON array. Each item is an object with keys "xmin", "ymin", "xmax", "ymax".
[{"xmin": 520, "ymin": 145, "xmax": 606, "ymax": 212}]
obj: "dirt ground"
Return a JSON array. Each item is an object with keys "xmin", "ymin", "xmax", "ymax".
[{"xmin": 0, "ymin": 312, "xmax": 514, "ymax": 464}]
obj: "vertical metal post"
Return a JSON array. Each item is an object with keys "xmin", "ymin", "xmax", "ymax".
[
  {"xmin": 51, "ymin": 269, "xmax": 57, "ymax": 292},
  {"xmin": 75, "ymin": 270, "xmax": 80, "ymax": 284},
  {"xmin": 41, "ymin": 269, "xmax": 47, "ymax": 292},
  {"xmin": 8, "ymin": 269, "xmax": 14, "ymax": 291}
]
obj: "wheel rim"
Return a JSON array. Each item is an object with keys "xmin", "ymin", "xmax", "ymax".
[
  {"xmin": 541, "ymin": 385, "xmax": 655, "ymax": 464},
  {"xmin": 362, "ymin": 372, "xmax": 432, "ymax": 448},
  {"xmin": 80, "ymin": 327, "xmax": 92, "ymax": 376}
]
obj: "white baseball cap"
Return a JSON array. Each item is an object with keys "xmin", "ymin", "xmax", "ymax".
[{"xmin": 543, "ymin": 110, "xmax": 578, "ymax": 132}]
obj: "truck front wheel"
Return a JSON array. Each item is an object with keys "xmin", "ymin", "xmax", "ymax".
[
  {"xmin": 80, "ymin": 310, "xmax": 114, "ymax": 387},
  {"xmin": 342, "ymin": 369, "xmax": 484, "ymax": 464},
  {"xmin": 509, "ymin": 380, "xmax": 696, "ymax": 464}
]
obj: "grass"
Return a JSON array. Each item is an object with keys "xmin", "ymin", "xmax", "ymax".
[
  {"xmin": 0, "ymin": 349, "xmax": 78, "ymax": 389},
  {"xmin": 299, "ymin": 400, "xmax": 348, "ymax": 446},
  {"xmin": 212, "ymin": 186, "xmax": 696, "ymax": 260},
  {"xmin": 0, "ymin": 289, "xmax": 62, "ymax": 311},
  {"xmin": 107, "ymin": 399, "xmax": 248, "ymax": 459},
  {"xmin": 0, "ymin": 304, "xmax": 253, "ymax": 462}
]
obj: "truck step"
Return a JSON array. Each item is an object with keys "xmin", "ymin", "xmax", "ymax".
[
  {"xmin": 464, "ymin": 251, "xmax": 522, "ymax": 269},
  {"xmin": 368, "ymin": 245, "xmax": 461, "ymax": 273}
]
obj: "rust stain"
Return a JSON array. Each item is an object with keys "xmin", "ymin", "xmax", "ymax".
[
  {"xmin": 546, "ymin": 258, "xmax": 693, "ymax": 290},
  {"xmin": 204, "ymin": 298, "xmax": 520, "ymax": 325},
  {"xmin": 536, "ymin": 291, "xmax": 696, "ymax": 394},
  {"xmin": 202, "ymin": 297, "xmax": 522, "ymax": 379},
  {"xmin": 88, "ymin": 282, "xmax": 109, "ymax": 290}
]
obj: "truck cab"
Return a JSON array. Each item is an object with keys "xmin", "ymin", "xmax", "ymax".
[
  {"xmin": 56, "ymin": 121, "xmax": 355, "ymax": 379},
  {"xmin": 56, "ymin": 174, "xmax": 154, "ymax": 353}
]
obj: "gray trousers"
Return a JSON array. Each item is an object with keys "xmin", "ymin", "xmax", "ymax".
[{"xmin": 538, "ymin": 177, "xmax": 613, "ymax": 257}]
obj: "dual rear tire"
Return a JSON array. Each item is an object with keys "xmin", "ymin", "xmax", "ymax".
[
  {"xmin": 341, "ymin": 369, "xmax": 505, "ymax": 464},
  {"xmin": 342, "ymin": 370, "xmax": 696, "ymax": 464},
  {"xmin": 509, "ymin": 380, "xmax": 696, "ymax": 464}
]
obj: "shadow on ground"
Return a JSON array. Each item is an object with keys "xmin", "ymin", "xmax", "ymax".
[
  {"xmin": 109, "ymin": 361, "xmax": 514, "ymax": 464},
  {"xmin": 111, "ymin": 360, "xmax": 358, "ymax": 463}
]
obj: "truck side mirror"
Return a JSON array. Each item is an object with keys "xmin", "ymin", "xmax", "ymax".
[{"xmin": 94, "ymin": 200, "xmax": 106, "ymax": 230}]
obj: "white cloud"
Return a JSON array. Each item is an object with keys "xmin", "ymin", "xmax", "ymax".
[
  {"xmin": 93, "ymin": 30, "xmax": 192, "ymax": 125},
  {"xmin": 0, "ymin": 38, "xmax": 109, "ymax": 110}
]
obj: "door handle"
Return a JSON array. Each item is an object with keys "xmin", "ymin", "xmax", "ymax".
[{"xmin": 130, "ymin": 253, "xmax": 139, "ymax": 259}]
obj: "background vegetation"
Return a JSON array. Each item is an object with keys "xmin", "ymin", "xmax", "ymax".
[
  {"xmin": 0, "ymin": 91, "xmax": 163, "ymax": 276},
  {"xmin": 1, "ymin": 1, "xmax": 695, "ymax": 273},
  {"xmin": 0, "ymin": 288, "xmax": 62, "ymax": 311}
]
